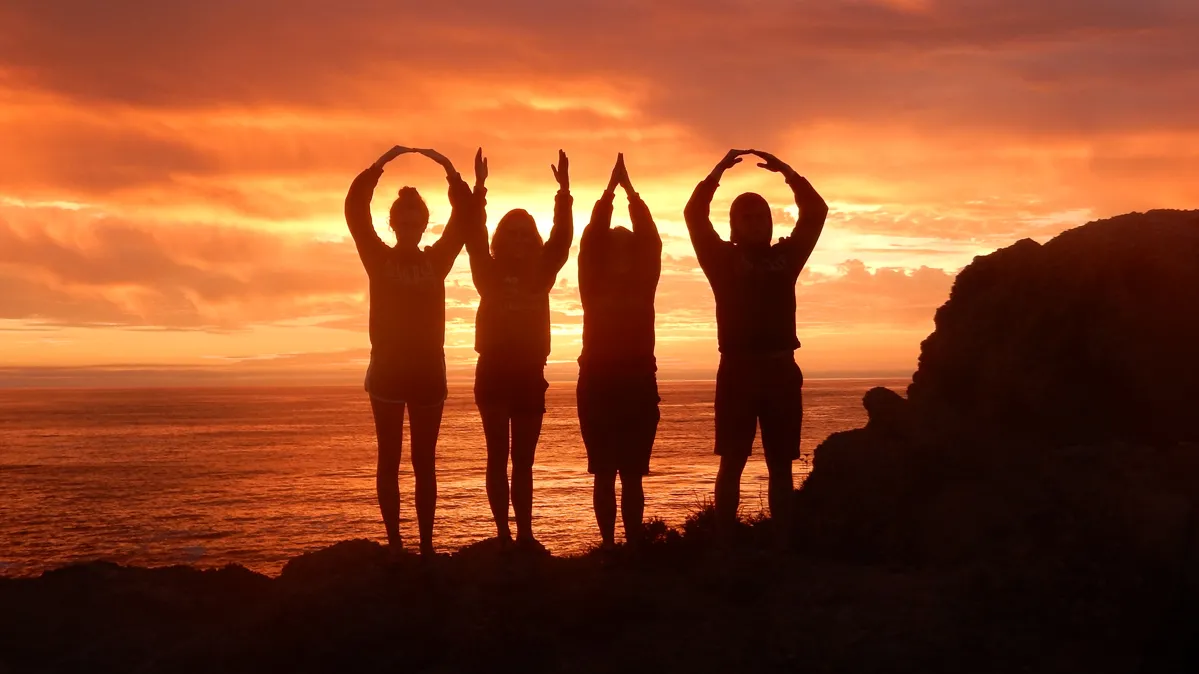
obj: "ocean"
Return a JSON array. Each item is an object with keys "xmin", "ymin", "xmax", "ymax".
[{"xmin": 0, "ymin": 379, "xmax": 903, "ymax": 576}]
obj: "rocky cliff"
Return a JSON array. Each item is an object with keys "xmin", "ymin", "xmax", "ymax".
[{"xmin": 909, "ymin": 209, "xmax": 1199, "ymax": 444}]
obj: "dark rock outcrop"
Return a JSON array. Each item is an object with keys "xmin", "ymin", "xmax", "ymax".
[
  {"xmin": 862, "ymin": 385, "xmax": 911, "ymax": 437},
  {"xmin": 796, "ymin": 212, "xmax": 1199, "ymax": 661},
  {"xmin": 908, "ymin": 209, "xmax": 1199, "ymax": 445}
]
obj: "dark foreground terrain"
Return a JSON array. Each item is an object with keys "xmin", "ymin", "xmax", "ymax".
[
  {"xmin": 3, "ymin": 501, "xmax": 1198, "ymax": 673},
  {"xmin": 4, "ymin": 210, "xmax": 1199, "ymax": 673}
]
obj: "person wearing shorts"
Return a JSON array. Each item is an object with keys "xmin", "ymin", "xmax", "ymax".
[
  {"xmin": 715, "ymin": 352, "xmax": 804, "ymax": 466},
  {"xmin": 345, "ymin": 145, "xmax": 478, "ymax": 558},
  {"xmin": 465, "ymin": 150, "xmax": 573, "ymax": 549},
  {"xmin": 577, "ymin": 153, "xmax": 662, "ymax": 548},
  {"xmin": 473, "ymin": 354, "xmax": 549, "ymax": 417},
  {"xmin": 684, "ymin": 149, "xmax": 828, "ymax": 542},
  {"xmin": 364, "ymin": 353, "xmax": 448, "ymax": 407}
]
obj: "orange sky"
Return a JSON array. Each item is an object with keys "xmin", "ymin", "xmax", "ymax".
[{"xmin": 2, "ymin": 0, "xmax": 1197, "ymax": 385}]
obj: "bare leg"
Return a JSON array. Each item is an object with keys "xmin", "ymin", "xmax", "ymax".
[
  {"xmin": 766, "ymin": 454, "xmax": 795, "ymax": 549},
  {"xmin": 370, "ymin": 398, "xmax": 405, "ymax": 551},
  {"xmin": 479, "ymin": 405, "xmax": 513, "ymax": 541},
  {"xmin": 593, "ymin": 470, "xmax": 617, "ymax": 547},
  {"xmin": 510, "ymin": 412, "xmax": 543, "ymax": 542},
  {"xmin": 715, "ymin": 453, "xmax": 749, "ymax": 529},
  {"xmin": 408, "ymin": 402, "xmax": 444, "ymax": 557},
  {"xmin": 620, "ymin": 471, "xmax": 645, "ymax": 546}
]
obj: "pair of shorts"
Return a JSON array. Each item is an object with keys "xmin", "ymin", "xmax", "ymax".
[
  {"xmin": 577, "ymin": 368, "xmax": 660, "ymax": 476},
  {"xmin": 714, "ymin": 353, "xmax": 803, "ymax": 462},
  {"xmin": 473, "ymin": 354, "xmax": 549, "ymax": 415},
  {"xmin": 364, "ymin": 353, "xmax": 447, "ymax": 407}
]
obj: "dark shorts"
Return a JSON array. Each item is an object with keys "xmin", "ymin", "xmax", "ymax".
[
  {"xmin": 577, "ymin": 368, "xmax": 660, "ymax": 476},
  {"xmin": 714, "ymin": 353, "xmax": 803, "ymax": 462},
  {"xmin": 474, "ymin": 354, "xmax": 549, "ymax": 415},
  {"xmin": 364, "ymin": 353, "xmax": 447, "ymax": 407}
]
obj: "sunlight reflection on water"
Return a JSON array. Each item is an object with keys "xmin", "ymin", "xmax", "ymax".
[{"xmin": 0, "ymin": 379, "xmax": 900, "ymax": 576}]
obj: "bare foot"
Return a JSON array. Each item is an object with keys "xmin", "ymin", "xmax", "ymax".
[
  {"xmin": 625, "ymin": 526, "xmax": 646, "ymax": 553},
  {"xmin": 516, "ymin": 535, "xmax": 549, "ymax": 557},
  {"xmin": 387, "ymin": 539, "xmax": 405, "ymax": 564}
]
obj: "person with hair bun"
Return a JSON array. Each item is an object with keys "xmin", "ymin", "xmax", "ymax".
[
  {"xmin": 344, "ymin": 145, "xmax": 479, "ymax": 558},
  {"xmin": 465, "ymin": 149, "xmax": 574, "ymax": 551}
]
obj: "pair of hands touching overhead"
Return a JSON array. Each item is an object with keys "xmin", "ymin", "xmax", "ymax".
[
  {"xmin": 372, "ymin": 146, "xmax": 483, "ymax": 206},
  {"xmin": 708, "ymin": 149, "xmax": 799, "ymax": 182},
  {"xmin": 603, "ymin": 153, "xmax": 636, "ymax": 197},
  {"xmin": 373, "ymin": 146, "xmax": 461, "ymax": 175},
  {"xmin": 375, "ymin": 146, "xmax": 572, "ymax": 193}
]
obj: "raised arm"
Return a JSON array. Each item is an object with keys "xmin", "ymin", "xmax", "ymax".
[
  {"xmin": 618, "ymin": 155, "xmax": 661, "ymax": 254},
  {"xmin": 345, "ymin": 145, "xmax": 411, "ymax": 270},
  {"xmin": 751, "ymin": 150, "xmax": 829, "ymax": 272},
  {"xmin": 417, "ymin": 148, "xmax": 474, "ymax": 277},
  {"xmin": 577, "ymin": 157, "xmax": 620, "ymax": 293},
  {"xmin": 543, "ymin": 149, "xmax": 574, "ymax": 275},
  {"xmin": 427, "ymin": 174, "xmax": 475, "ymax": 278},
  {"xmin": 463, "ymin": 148, "xmax": 496, "ymax": 289},
  {"xmin": 684, "ymin": 150, "xmax": 748, "ymax": 273},
  {"xmin": 580, "ymin": 153, "xmax": 621, "ymax": 255}
]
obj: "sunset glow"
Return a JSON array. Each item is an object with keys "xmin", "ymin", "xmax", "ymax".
[{"xmin": 3, "ymin": 0, "xmax": 1197, "ymax": 385}]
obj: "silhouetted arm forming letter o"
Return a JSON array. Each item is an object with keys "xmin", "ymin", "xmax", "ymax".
[
  {"xmin": 751, "ymin": 150, "xmax": 829, "ymax": 275},
  {"xmin": 345, "ymin": 161, "xmax": 390, "ymax": 274}
]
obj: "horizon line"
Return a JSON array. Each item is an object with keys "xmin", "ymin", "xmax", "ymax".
[{"xmin": 0, "ymin": 372, "xmax": 914, "ymax": 391}]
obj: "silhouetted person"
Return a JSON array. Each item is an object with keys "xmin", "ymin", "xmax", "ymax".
[
  {"xmin": 577, "ymin": 154, "xmax": 662, "ymax": 549},
  {"xmin": 345, "ymin": 145, "xmax": 476, "ymax": 558},
  {"xmin": 466, "ymin": 149, "xmax": 574, "ymax": 550},
  {"xmin": 684, "ymin": 149, "xmax": 828, "ymax": 543}
]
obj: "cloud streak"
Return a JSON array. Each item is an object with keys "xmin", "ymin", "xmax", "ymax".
[{"xmin": 2, "ymin": 0, "xmax": 1195, "ymax": 379}]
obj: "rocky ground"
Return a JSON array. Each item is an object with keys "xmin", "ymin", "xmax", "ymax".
[{"xmin": 2, "ymin": 515, "xmax": 1195, "ymax": 673}]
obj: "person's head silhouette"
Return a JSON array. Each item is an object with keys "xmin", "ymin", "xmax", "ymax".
[
  {"xmin": 492, "ymin": 209, "xmax": 544, "ymax": 265},
  {"xmin": 730, "ymin": 192, "xmax": 772, "ymax": 246},
  {"xmin": 605, "ymin": 226, "xmax": 638, "ymax": 276},
  {"xmin": 389, "ymin": 186, "xmax": 430, "ymax": 249}
]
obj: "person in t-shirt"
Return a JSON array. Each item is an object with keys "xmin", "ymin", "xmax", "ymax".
[
  {"xmin": 577, "ymin": 153, "xmax": 662, "ymax": 550},
  {"xmin": 465, "ymin": 150, "xmax": 574, "ymax": 550},
  {"xmin": 684, "ymin": 149, "xmax": 828, "ymax": 543},
  {"xmin": 344, "ymin": 145, "xmax": 477, "ymax": 558}
]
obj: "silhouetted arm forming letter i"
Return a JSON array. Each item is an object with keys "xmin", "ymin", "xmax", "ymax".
[{"xmin": 544, "ymin": 149, "xmax": 575, "ymax": 279}]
